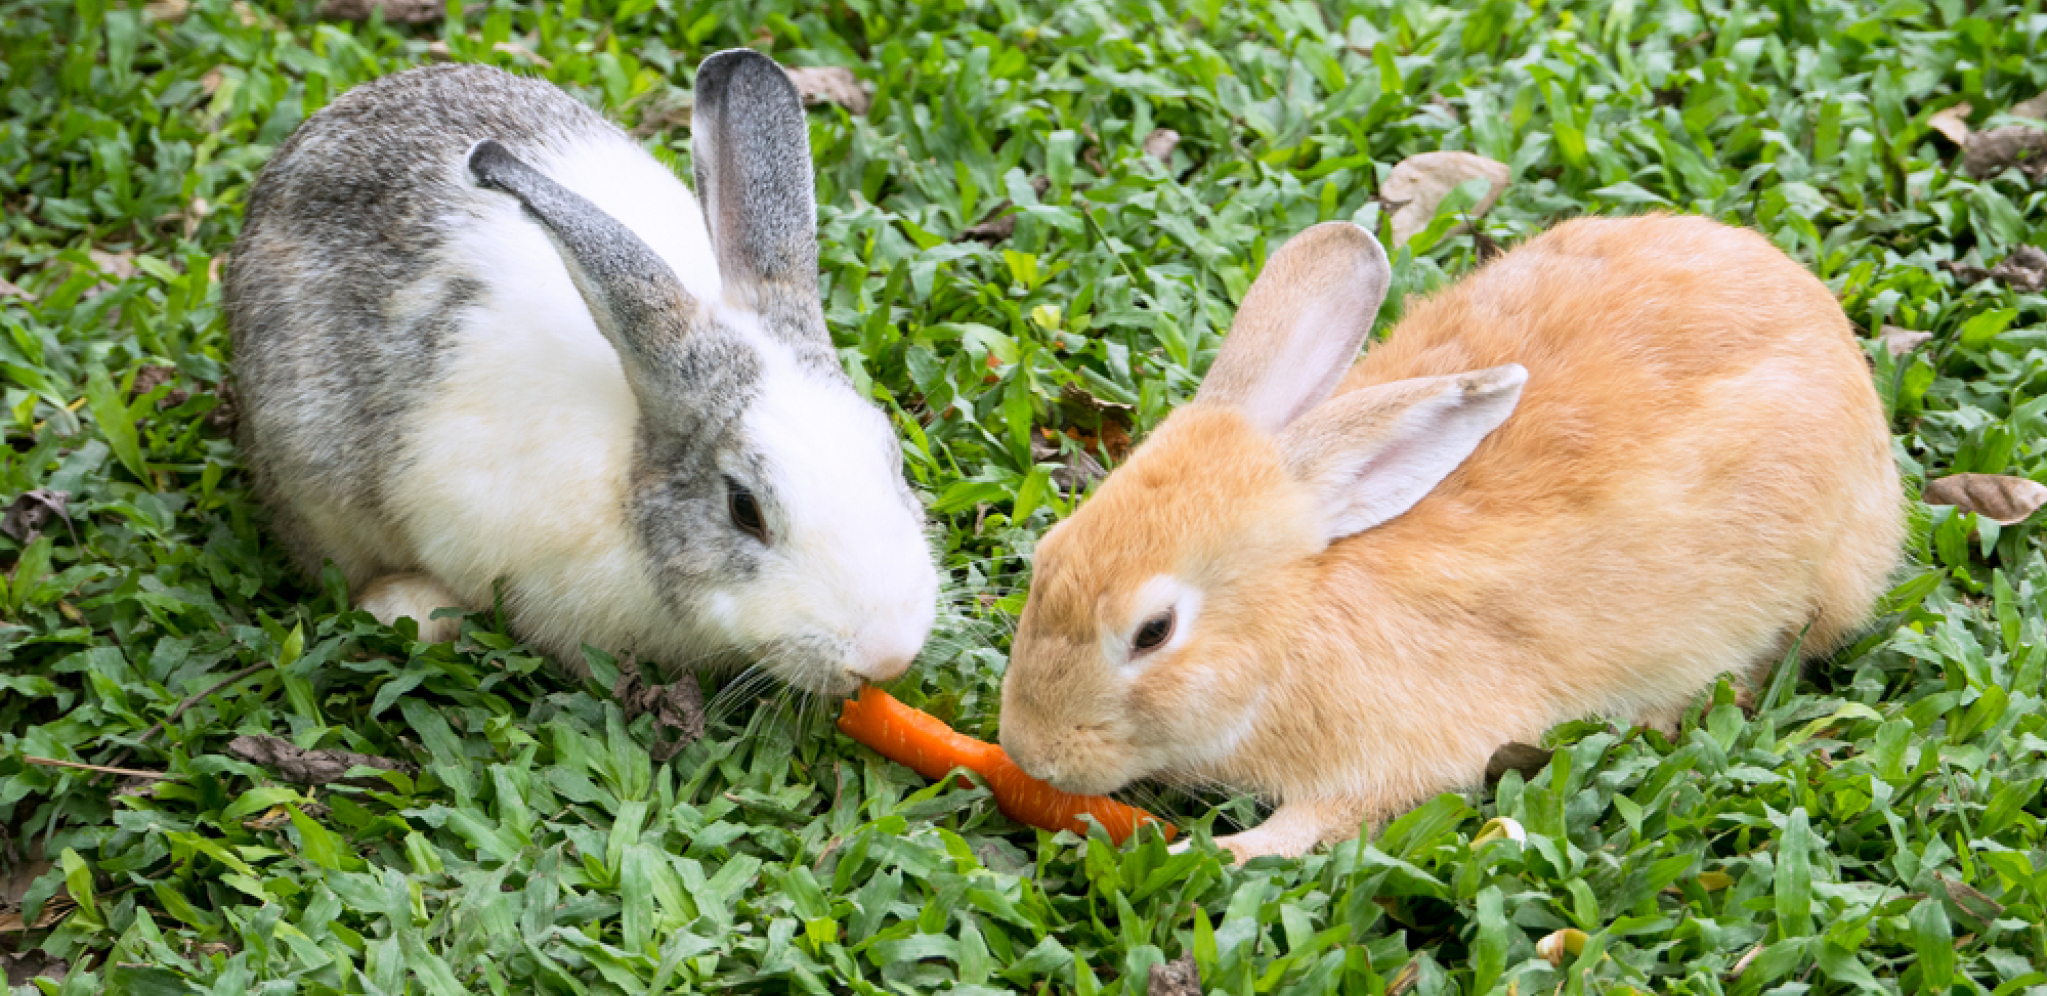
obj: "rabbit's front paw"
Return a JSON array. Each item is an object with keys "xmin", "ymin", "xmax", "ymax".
[{"xmin": 358, "ymin": 571, "xmax": 468, "ymax": 643}]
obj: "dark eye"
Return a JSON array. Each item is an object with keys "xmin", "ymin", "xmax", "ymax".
[
  {"xmin": 727, "ymin": 479, "xmax": 767, "ymax": 543},
  {"xmin": 1132, "ymin": 610, "xmax": 1174, "ymax": 654}
]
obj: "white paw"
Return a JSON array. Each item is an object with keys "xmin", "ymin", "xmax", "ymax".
[{"xmin": 357, "ymin": 572, "xmax": 468, "ymax": 643}]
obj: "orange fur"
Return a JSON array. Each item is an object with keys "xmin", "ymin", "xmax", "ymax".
[{"xmin": 999, "ymin": 215, "xmax": 1903, "ymax": 860}]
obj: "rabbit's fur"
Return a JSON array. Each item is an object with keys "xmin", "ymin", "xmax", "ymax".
[
  {"xmin": 228, "ymin": 54, "xmax": 938, "ymax": 694},
  {"xmin": 999, "ymin": 216, "xmax": 1902, "ymax": 860}
]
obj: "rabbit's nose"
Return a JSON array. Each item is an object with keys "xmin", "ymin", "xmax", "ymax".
[
  {"xmin": 849, "ymin": 621, "xmax": 923, "ymax": 682},
  {"xmin": 847, "ymin": 651, "xmax": 914, "ymax": 683}
]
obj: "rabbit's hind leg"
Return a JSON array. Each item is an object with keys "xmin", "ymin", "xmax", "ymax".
[{"xmin": 357, "ymin": 572, "xmax": 469, "ymax": 643}]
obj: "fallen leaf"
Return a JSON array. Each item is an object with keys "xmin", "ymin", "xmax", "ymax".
[
  {"xmin": 142, "ymin": 0, "xmax": 188, "ymax": 22},
  {"xmin": 614, "ymin": 659, "xmax": 705, "ymax": 763},
  {"xmin": 1927, "ymin": 101, "xmax": 1972, "ymax": 146},
  {"xmin": 131, "ymin": 365, "xmax": 190, "ymax": 410},
  {"xmin": 0, "ymin": 859, "xmax": 50, "ymax": 917},
  {"xmin": 1937, "ymin": 873, "xmax": 2006, "ymax": 922},
  {"xmin": 1142, "ymin": 128, "xmax": 1181, "ymax": 161},
  {"xmin": 1381, "ymin": 150, "xmax": 1511, "ymax": 246},
  {"xmin": 205, "ymin": 377, "xmax": 239, "ymax": 435},
  {"xmin": 1032, "ymin": 432, "xmax": 1109, "ymax": 492},
  {"xmin": 1986, "ymin": 244, "xmax": 2047, "ymax": 292},
  {"xmin": 1485, "ymin": 741, "xmax": 1552, "ymax": 782},
  {"xmin": 1385, "ymin": 960, "xmax": 1420, "ymax": 996},
  {"xmin": 1729, "ymin": 943, "xmax": 1764, "ymax": 978},
  {"xmin": 318, "ymin": 0, "xmax": 446, "ymax": 22},
  {"xmin": 1, "ymin": 490, "xmax": 72, "ymax": 546},
  {"xmin": 3, "ymin": 949, "xmax": 65, "ymax": 988},
  {"xmin": 1147, "ymin": 954, "xmax": 1200, "ymax": 996},
  {"xmin": 1537, "ymin": 928, "xmax": 1588, "ymax": 967},
  {"xmin": 1961, "ymin": 125, "xmax": 2047, "ymax": 181},
  {"xmin": 199, "ymin": 67, "xmax": 225, "ymax": 95},
  {"xmin": 1941, "ymin": 259, "xmax": 1990, "ymax": 284},
  {"xmin": 225, "ymin": 734, "xmax": 415, "ymax": 787},
  {"xmin": 959, "ymin": 214, "xmax": 1016, "ymax": 242},
  {"xmin": 88, "ymin": 249, "xmax": 136, "ymax": 281},
  {"xmin": 0, "ymin": 275, "xmax": 30, "ymax": 301},
  {"xmin": 2014, "ymin": 91, "xmax": 2047, "ymax": 121},
  {"xmin": 1922, "ymin": 473, "xmax": 2047, "ymax": 525},
  {"xmin": 1881, "ymin": 326, "xmax": 1933, "ymax": 358},
  {"xmin": 632, "ymin": 91, "xmax": 695, "ymax": 137},
  {"xmin": 783, "ymin": 65, "xmax": 870, "ymax": 115}
]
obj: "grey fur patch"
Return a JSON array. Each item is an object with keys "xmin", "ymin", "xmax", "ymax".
[
  {"xmin": 691, "ymin": 49, "xmax": 838, "ymax": 376},
  {"xmin": 227, "ymin": 64, "xmax": 617, "ymax": 581}
]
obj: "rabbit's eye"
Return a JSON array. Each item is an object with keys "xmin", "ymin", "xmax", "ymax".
[
  {"xmin": 727, "ymin": 480, "xmax": 767, "ymax": 543},
  {"xmin": 1132, "ymin": 610, "xmax": 1175, "ymax": 654}
]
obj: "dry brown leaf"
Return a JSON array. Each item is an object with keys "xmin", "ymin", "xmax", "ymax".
[
  {"xmin": 0, "ymin": 276, "xmax": 29, "ymax": 301},
  {"xmin": 783, "ymin": 65, "xmax": 870, "ymax": 115},
  {"xmin": 89, "ymin": 250, "xmax": 136, "ymax": 281},
  {"xmin": 1881, "ymin": 325, "xmax": 1933, "ymax": 358},
  {"xmin": 1922, "ymin": 473, "xmax": 2047, "ymax": 525},
  {"xmin": 1928, "ymin": 102, "xmax": 1973, "ymax": 146},
  {"xmin": 631, "ymin": 91, "xmax": 695, "ymax": 137},
  {"xmin": 2013, "ymin": 91, "xmax": 2047, "ymax": 121},
  {"xmin": 1729, "ymin": 943, "xmax": 1764, "ymax": 979},
  {"xmin": 494, "ymin": 40, "xmax": 551, "ymax": 68},
  {"xmin": 1537, "ymin": 928, "xmax": 1588, "ymax": 967},
  {"xmin": 1147, "ymin": 954, "xmax": 1201, "ymax": 996},
  {"xmin": 3, "ymin": 948, "xmax": 66, "ymax": 988},
  {"xmin": 225, "ymin": 734, "xmax": 414, "ymax": 787},
  {"xmin": 1381, "ymin": 151, "xmax": 1511, "ymax": 246},
  {"xmin": 1961, "ymin": 125, "xmax": 2047, "ymax": 180},
  {"xmin": 318, "ymin": 0, "xmax": 447, "ymax": 22},
  {"xmin": 1, "ymin": 490, "xmax": 71, "ymax": 547},
  {"xmin": 1987, "ymin": 244, "xmax": 2047, "ymax": 292},
  {"xmin": 0, "ymin": 858, "xmax": 50, "ymax": 917},
  {"xmin": 1937, "ymin": 872, "xmax": 2007, "ymax": 921},
  {"xmin": 199, "ymin": 67, "xmax": 225, "ymax": 95},
  {"xmin": 142, "ymin": 0, "xmax": 188, "ymax": 22},
  {"xmin": 1032, "ymin": 433, "xmax": 1109, "ymax": 492},
  {"xmin": 1485, "ymin": 741, "xmax": 1552, "ymax": 782},
  {"xmin": 1142, "ymin": 128, "xmax": 1181, "ymax": 161},
  {"xmin": 1385, "ymin": 961, "xmax": 1420, "ymax": 996},
  {"xmin": 613, "ymin": 660, "xmax": 705, "ymax": 763}
]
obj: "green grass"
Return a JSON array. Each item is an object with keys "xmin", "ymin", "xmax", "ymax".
[{"xmin": 3, "ymin": 0, "xmax": 2046, "ymax": 992}]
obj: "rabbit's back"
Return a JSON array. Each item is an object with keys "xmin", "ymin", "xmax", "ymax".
[
  {"xmin": 1336, "ymin": 215, "xmax": 1898, "ymax": 722},
  {"xmin": 227, "ymin": 65, "xmax": 716, "ymax": 588}
]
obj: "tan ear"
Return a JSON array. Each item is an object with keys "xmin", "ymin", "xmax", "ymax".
[
  {"xmin": 1195, "ymin": 222, "xmax": 1392, "ymax": 435},
  {"xmin": 1279, "ymin": 364, "xmax": 1526, "ymax": 544}
]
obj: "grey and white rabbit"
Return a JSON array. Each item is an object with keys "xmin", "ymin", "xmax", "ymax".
[{"xmin": 226, "ymin": 51, "xmax": 939, "ymax": 694}]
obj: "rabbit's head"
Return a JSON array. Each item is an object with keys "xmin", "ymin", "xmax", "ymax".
[
  {"xmin": 469, "ymin": 50, "xmax": 937, "ymax": 695},
  {"xmin": 999, "ymin": 223, "xmax": 1525, "ymax": 794}
]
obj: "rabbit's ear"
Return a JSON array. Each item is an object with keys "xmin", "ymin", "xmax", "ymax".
[
  {"xmin": 468, "ymin": 140, "xmax": 699, "ymax": 388},
  {"xmin": 1196, "ymin": 222, "xmax": 1392, "ymax": 435},
  {"xmin": 1278, "ymin": 364, "xmax": 1525, "ymax": 544},
  {"xmin": 692, "ymin": 49, "xmax": 821, "ymax": 329}
]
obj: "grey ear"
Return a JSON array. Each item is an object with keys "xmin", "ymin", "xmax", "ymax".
[
  {"xmin": 468, "ymin": 139, "xmax": 699, "ymax": 394},
  {"xmin": 1195, "ymin": 222, "xmax": 1392, "ymax": 436},
  {"xmin": 691, "ymin": 49, "xmax": 823, "ymax": 332},
  {"xmin": 1279, "ymin": 364, "xmax": 1526, "ymax": 545}
]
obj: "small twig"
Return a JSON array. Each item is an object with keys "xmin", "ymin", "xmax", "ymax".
[
  {"xmin": 24, "ymin": 756, "xmax": 175, "ymax": 780},
  {"xmin": 137, "ymin": 661, "xmax": 273, "ymax": 745},
  {"xmin": 95, "ymin": 660, "xmax": 275, "ymax": 776}
]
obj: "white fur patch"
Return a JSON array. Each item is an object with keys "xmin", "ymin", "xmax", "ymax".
[
  {"xmin": 394, "ymin": 134, "xmax": 723, "ymax": 665},
  {"xmin": 722, "ymin": 340, "xmax": 939, "ymax": 687},
  {"xmin": 391, "ymin": 132, "xmax": 937, "ymax": 686}
]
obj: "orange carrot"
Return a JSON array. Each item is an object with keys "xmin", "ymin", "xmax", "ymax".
[{"xmin": 837, "ymin": 685, "xmax": 1175, "ymax": 844}]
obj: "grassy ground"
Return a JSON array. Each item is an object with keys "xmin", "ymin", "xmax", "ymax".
[{"xmin": 3, "ymin": 0, "xmax": 2046, "ymax": 992}]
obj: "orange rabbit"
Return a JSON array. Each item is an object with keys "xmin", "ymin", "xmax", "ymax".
[{"xmin": 998, "ymin": 215, "xmax": 1902, "ymax": 861}]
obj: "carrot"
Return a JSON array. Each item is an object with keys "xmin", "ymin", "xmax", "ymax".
[{"xmin": 837, "ymin": 685, "xmax": 1175, "ymax": 844}]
